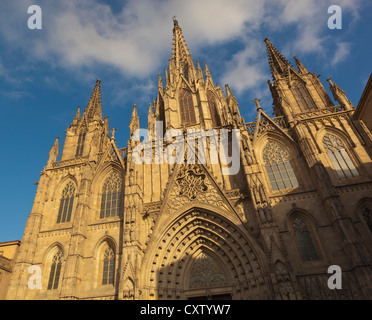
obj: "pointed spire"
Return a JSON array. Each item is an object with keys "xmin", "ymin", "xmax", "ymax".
[
  {"xmin": 165, "ymin": 67, "xmax": 169, "ymax": 88},
  {"xmin": 196, "ymin": 60, "xmax": 204, "ymax": 82},
  {"xmin": 204, "ymin": 62, "xmax": 211, "ymax": 78},
  {"xmin": 225, "ymin": 84, "xmax": 239, "ymax": 115},
  {"xmin": 147, "ymin": 103, "xmax": 155, "ymax": 134},
  {"xmin": 47, "ymin": 136, "xmax": 59, "ymax": 166},
  {"xmin": 264, "ymin": 38, "xmax": 292, "ymax": 79},
  {"xmin": 293, "ymin": 56, "xmax": 309, "ymax": 74},
  {"xmin": 327, "ymin": 77, "xmax": 354, "ymax": 110},
  {"xmin": 82, "ymin": 79, "xmax": 103, "ymax": 122},
  {"xmin": 148, "ymin": 103, "xmax": 154, "ymax": 120},
  {"xmin": 204, "ymin": 62, "xmax": 215, "ymax": 87},
  {"xmin": 129, "ymin": 104, "xmax": 140, "ymax": 135},
  {"xmin": 72, "ymin": 106, "xmax": 81, "ymax": 126},
  {"xmin": 225, "ymin": 84, "xmax": 235, "ymax": 99},
  {"xmin": 170, "ymin": 18, "xmax": 194, "ymax": 82},
  {"xmin": 158, "ymin": 73, "xmax": 163, "ymax": 91}
]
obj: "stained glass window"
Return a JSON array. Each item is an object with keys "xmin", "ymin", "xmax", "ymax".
[
  {"xmin": 189, "ymin": 252, "xmax": 227, "ymax": 289},
  {"xmin": 322, "ymin": 133, "xmax": 359, "ymax": 179},
  {"xmin": 75, "ymin": 131, "xmax": 86, "ymax": 157},
  {"xmin": 207, "ymin": 91, "xmax": 221, "ymax": 127},
  {"xmin": 47, "ymin": 250, "xmax": 62, "ymax": 290},
  {"xmin": 179, "ymin": 90, "xmax": 196, "ymax": 125},
  {"xmin": 57, "ymin": 182, "xmax": 75, "ymax": 223},
  {"xmin": 263, "ymin": 141, "xmax": 299, "ymax": 191},
  {"xmin": 292, "ymin": 82, "xmax": 316, "ymax": 112},
  {"xmin": 100, "ymin": 172, "xmax": 123, "ymax": 219},
  {"xmin": 292, "ymin": 218, "xmax": 319, "ymax": 261},
  {"xmin": 102, "ymin": 246, "xmax": 115, "ymax": 285}
]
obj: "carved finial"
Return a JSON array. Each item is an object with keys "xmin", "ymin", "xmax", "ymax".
[
  {"xmin": 252, "ymin": 98, "xmax": 262, "ymax": 111},
  {"xmin": 327, "ymin": 77, "xmax": 338, "ymax": 88},
  {"xmin": 172, "ymin": 16, "xmax": 178, "ymax": 27},
  {"xmin": 110, "ymin": 128, "xmax": 116, "ymax": 139}
]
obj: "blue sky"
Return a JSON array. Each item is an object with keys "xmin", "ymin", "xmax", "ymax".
[{"xmin": 0, "ymin": 0, "xmax": 371, "ymax": 242}]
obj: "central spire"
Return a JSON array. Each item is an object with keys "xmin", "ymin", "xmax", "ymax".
[
  {"xmin": 264, "ymin": 38, "xmax": 293, "ymax": 80},
  {"xmin": 170, "ymin": 17, "xmax": 196, "ymax": 83},
  {"xmin": 82, "ymin": 79, "xmax": 103, "ymax": 122}
]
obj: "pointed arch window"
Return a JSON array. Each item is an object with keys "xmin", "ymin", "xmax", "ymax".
[
  {"xmin": 189, "ymin": 252, "xmax": 227, "ymax": 289},
  {"xmin": 75, "ymin": 130, "xmax": 86, "ymax": 157},
  {"xmin": 263, "ymin": 141, "xmax": 299, "ymax": 191},
  {"xmin": 179, "ymin": 89, "xmax": 196, "ymax": 125},
  {"xmin": 292, "ymin": 82, "xmax": 316, "ymax": 112},
  {"xmin": 207, "ymin": 91, "xmax": 221, "ymax": 127},
  {"xmin": 102, "ymin": 246, "xmax": 115, "ymax": 285},
  {"xmin": 292, "ymin": 217, "xmax": 319, "ymax": 261},
  {"xmin": 100, "ymin": 172, "xmax": 123, "ymax": 219},
  {"xmin": 57, "ymin": 182, "xmax": 75, "ymax": 223},
  {"xmin": 322, "ymin": 133, "xmax": 359, "ymax": 179},
  {"xmin": 47, "ymin": 250, "xmax": 63, "ymax": 290}
]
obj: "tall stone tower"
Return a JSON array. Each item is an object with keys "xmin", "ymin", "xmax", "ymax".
[{"xmin": 6, "ymin": 19, "xmax": 372, "ymax": 300}]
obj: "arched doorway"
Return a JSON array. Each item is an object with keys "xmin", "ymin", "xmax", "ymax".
[{"xmin": 140, "ymin": 207, "xmax": 271, "ymax": 300}]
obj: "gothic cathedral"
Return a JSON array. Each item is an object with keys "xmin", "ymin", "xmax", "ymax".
[{"xmin": 6, "ymin": 19, "xmax": 372, "ymax": 300}]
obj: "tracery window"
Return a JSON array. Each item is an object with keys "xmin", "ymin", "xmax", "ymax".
[
  {"xmin": 292, "ymin": 217, "xmax": 319, "ymax": 261},
  {"xmin": 75, "ymin": 131, "xmax": 86, "ymax": 157},
  {"xmin": 102, "ymin": 246, "xmax": 115, "ymax": 285},
  {"xmin": 362, "ymin": 207, "xmax": 372, "ymax": 233},
  {"xmin": 189, "ymin": 252, "xmax": 227, "ymax": 289},
  {"xmin": 100, "ymin": 172, "xmax": 123, "ymax": 219},
  {"xmin": 57, "ymin": 182, "xmax": 75, "ymax": 223},
  {"xmin": 292, "ymin": 82, "xmax": 316, "ymax": 112},
  {"xmin": 207, "ymin": 91, "xmax": 221, "ymax": 127},
  {"xmin": 262, "ymin": 141, "xmax": 299, "ymax": 191},
  {"xmin": 47, "ymin": 250, "xmax": 63, "ymax": 290},
  {"xmin": 179, "ymin": 89, "xmax": 196, "ymax": 125},
  {"xmin": 322, "ymin": 133, "xmax": 359, "ymax": 179}
]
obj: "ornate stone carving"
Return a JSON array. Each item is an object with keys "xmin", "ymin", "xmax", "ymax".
[
  {"xmin": 176, "ymin": 165, "xmax": 207, "ymax": 200},
  {"xmin": 164, "ymin": 164, "xmax": 230, "ymax": 214}
]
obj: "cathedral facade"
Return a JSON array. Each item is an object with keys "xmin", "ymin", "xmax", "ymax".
[{"xmin": 5, "ymin": 19, "xmax": 372, "ymax": 300}]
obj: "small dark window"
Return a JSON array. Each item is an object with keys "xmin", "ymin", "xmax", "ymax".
[
  {"xmin": 179, "ymin": 90, "xmax": 196, "ymax": 125},
  {"xmin": 292, "ymin": 82, "xmax": 316, "ymax": 112},
  {"xmin": 207, "ymin": 91, "xmax": 221, "ymax": 127},
  {"xmin": 75, "ymin": 131, "xmax": 86, "ymax": 157},
  {"xmin": 292, "ymin": 218, "xmax": 319, "ymax": 261}
]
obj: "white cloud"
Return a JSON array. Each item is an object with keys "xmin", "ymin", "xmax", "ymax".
[
  {"xmin": 331, "ymin": 42, "xmax": 351, "ymax": 65},
  {"xmin": 221, "ymin": 39, "xmax": 269, "ymax": 94},
  {"xmin": 0, "ymin": 0, "xmax": 365, "ymax": 94},
  {"xmin": 41, "ymin": 0, "xmax": 267, "ymax": 76}
]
